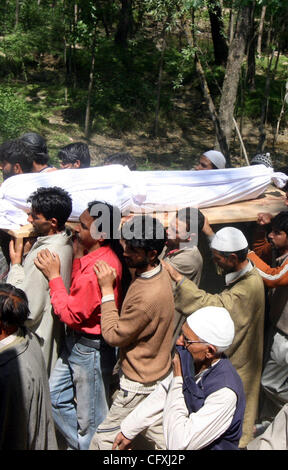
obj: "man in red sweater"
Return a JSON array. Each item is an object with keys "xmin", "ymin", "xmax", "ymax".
[{"xmin": 35, "ymin": 201, "xmax": 123, "ymax": 450}]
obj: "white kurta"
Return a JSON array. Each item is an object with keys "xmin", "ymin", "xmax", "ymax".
[{"xmin": 120, "ymin": 366, "xmax": 237, "ymax": 450}]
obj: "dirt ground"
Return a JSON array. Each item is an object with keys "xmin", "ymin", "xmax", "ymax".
[
  {"xmin": 46, "ymin": 84, "xmax": 288, "ymax": 172},
  {"xmin": 85, "ymin": 118, "xmax": 288, "ymax": 171}
]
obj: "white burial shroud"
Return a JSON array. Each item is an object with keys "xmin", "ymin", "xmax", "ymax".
[{"xmin": 0, "ymin": 164, "xmax": 286, "ymax": 230}]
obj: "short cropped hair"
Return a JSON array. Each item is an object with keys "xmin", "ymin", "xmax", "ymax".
[
  {"xmin": 271, "ymin": 211, "xmax": 288, "ymax": 237},
  {"xmin": 0, "ymin": 139, "xmax": 34, "ymax": 173},
  {"xmin": 0, "ymin": 283, "xmax": 30, "ymax": 328},
  {"xmin": 218, "ymin": 247, "xmax": 249, "ymax": 263},
  {"xmin": 27, "ymin": 186, "xmax": 72, "ymax": 230},
  {"xmin": 121, "ymin": 215, "xmax": 167, "ymax": 256},
  {"xmin": 104, "ymin": 152, "xmax": 137, "ymax": 171},
  {"xmin": 58, "ymin": 142, "xmax": 91, "ymax": 168},
  {"xmin": 20, "ymin": 132, "xmax": 50, "ymax": 165}
]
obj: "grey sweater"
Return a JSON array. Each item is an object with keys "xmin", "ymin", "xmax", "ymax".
[
  {"xmin": 7, "ymin": 230, "xmax": 73, "ymax": 376},
  {"xmin": 0, "ymin": 328, "xmax": 58, "ymax": 450}
]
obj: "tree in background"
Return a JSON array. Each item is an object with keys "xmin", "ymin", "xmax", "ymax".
[{"xmin": 0, "ymin": 0, "xmax": 287, "ymax": 166}]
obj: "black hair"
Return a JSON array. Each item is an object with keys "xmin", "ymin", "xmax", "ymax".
[
  {"xmin": 58, "ymin": 142, "xmax": 91, "ymax": 168},
  {"xmin": 0, "ymin": 283, "xmax": 30, "ymax": 328},
  {"xmin": 271, "ymin": 211, "xmax": 288, "ymax": 237},
  {"xmin": 103, "ymin": 152, "xmax": 137, "ymax": 171},
  {"xmin": 177, "ymin": 207, "xmax": 205, "ymax": 233},
  {"xmin": 20, "ymin": 132, "xmax": 50, "ymax": 165},
  {"xmin": 0, "ymin": 138, "xmax": 34, "ymax": 173},
  {"xmin": 218, "ymin": 247, "xmax": 249, "ymax": 263},
  {"xmin": 121, "ymin": 215, "xmax": 167, "ymax": 256},
  {"xmin": 87, "ymin": 200, "xmax": 132, "ymax": 297},
  {"xmin": 87, "ymin": 200, "xmax": 121, "ymax": 242},
  {"xmin": 27, "ymin": 186, "xmax": 72, "ymax": 230}
]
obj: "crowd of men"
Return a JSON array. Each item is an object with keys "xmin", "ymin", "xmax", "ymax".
[{"xmin": 0, "ymin": 133, "xmax": 288, "ymax": 451}]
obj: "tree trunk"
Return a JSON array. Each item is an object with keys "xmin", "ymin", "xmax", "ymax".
[
  {"xmin": 246, "ymin": 2, "xmax": 257, "ymax": 89},
  {"xmin": 257, "ymin": 50, "xmax": 274, "ymax": 153},
  {"xmin": 218, "ymin": 6, "xmax": 250, "ymax": 149},
  {"xmin": 115, "ymin": 0, "xmax": 133, "ymax": 46},
  {"xmin": 84, "ymin": 30, "xmax": 97, "ymax": 138},
  {"xmin": 154, "ymin": 36, "xmax": 166, "ymax": 138},
  {"xmin": 228, "ymin": 7, "xmax": 235, "ymax": 44},
  {"xmin": 14, "ymin": 0, "xmax": 20, "ymax": 29},
  {"xmin": 273, "ymin": 81, "xmax": 288, "ymax": 148},
  {"xmin": 182, "ymin": 16, "xmax": 230, "ymax": 164},
  {"xmin": 208, "ymin": 0, "xmax": 228, "ymax": 65},
  {"xmin": 257, "ymin": 5, "xmax": 266, "ymax": 56}
]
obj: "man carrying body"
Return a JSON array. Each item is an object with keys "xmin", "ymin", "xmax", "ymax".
[
  {"xmin": 7, "ymin": 186, "xmax": 73, "ymax": 376},
  {"xmin": 248, "ymin": 211, "xmax": 288, "ymax": 423},
  {"xmin": 163, "ymin": 207, "xmax": 204, "ymax": 344},
  {"xmin": 194, "ymin": 149, "xmax": 226, "ymax": 171},
  {"xmin": 113, "ymin": 306, "xmax": 245, "ymax": 450},
  {"xmin": 163, "ymin": 226, "xmax": 265, "ymax": 448},
  {"xmin": 0, "ymin": 138, "xmax": 34, "ymax": 180},
  {"xmin": 34, "ymin": 201, "xmax": 123, "ymax": 450},
  {"xmin": 20, "ymin": 132, "xmax": 57, "ymax": 173},
  {"xmin": 0, "ymin": 139, "xmax": 36, "ymax": 281},
  {"xmin": 58, "ymin": 142, "xmax": 91, "ymax": 169},
  {"xmin": 89, "ymin": 215, "xmax": 175, "ymax": 450}
]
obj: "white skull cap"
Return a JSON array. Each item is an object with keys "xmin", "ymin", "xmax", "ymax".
[
  {"xmin": 186, "ymin": 306, "xmax": 235, "ymax": 349},
  {"xmin": 211, "ymin": 227, "xmax": 248, "ymax": 252},
  {"xmin": 203, "ymin": 150, "xmax": 226, "ymax": 169}
]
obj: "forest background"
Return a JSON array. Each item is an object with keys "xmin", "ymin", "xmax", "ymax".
[{"xmin": 0, "ymin": 0, "xmax": 287, "ymax": 171}]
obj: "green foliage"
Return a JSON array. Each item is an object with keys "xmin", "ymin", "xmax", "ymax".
[
  {"xmin": 0, "ymin": 87, "xmax": 31, "ymax": 142},
  {"xmin": 0, "ymin": 0, "xmax": 286, "ymax": 157}
]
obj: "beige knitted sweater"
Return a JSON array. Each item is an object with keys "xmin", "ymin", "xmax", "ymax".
[{"xmin": 101, "ymin": 266, "xmax": 175, "ymax": 384}]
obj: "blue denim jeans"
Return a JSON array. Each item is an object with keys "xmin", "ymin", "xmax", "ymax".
[{"xmin": 49, "ymin": 333, "xmax": 116, "ymax": 450}]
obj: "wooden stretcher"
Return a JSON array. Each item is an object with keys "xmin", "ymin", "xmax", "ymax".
[{"xmin": 5, "ymin": 185, "xmax": 287, "ymax": 239}]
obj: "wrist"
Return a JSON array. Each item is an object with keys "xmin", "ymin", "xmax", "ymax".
[
  {"xmin": 11, "ymin": 261, "xmax": 22, "ymax": 266},
  {"xmin": 176, "ymin": 274, "xmax": 184, "ymax": 284},
  {"xmin": 101, "ymin": 286, "xmax": 114, "ymax": 296},
  {"xmin": 48, "ymin": 273, "xmax": 61, "ymax": 282}
]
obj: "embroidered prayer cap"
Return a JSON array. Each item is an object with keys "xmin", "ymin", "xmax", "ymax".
[
  {"xmin": 203, "ymin": 150, "xmax": 226, "ymax": 169},
  {"xmin": 211, "ymin": 227, "xmax": 248, "ymax": 253},
  {"xmin": 186, "ymin": 306, "xmax": 235, "ymax": 350},
  {"xmin": 250, "ymin": 153, "xmax": 273, "ymax": 168}
]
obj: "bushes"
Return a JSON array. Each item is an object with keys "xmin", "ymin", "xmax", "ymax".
[{"xmin": 0, "ymin": 87, "xmax": 31, "ymax": 142}]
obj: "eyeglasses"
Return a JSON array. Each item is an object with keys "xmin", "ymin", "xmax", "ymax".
[{"xmin": 182, "ymin": 334, "xmax": 208, "ymax": 346}]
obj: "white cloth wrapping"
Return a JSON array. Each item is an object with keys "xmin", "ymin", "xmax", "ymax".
[
  {"xmin": 130, "ymin": 165, "xmax": 287, "ymax": 211},
  {"xmin": 0, "ymin": 165, "xmax": 138, "ymax": 229},
  {"xmin": 0, "ymin": 164, "xmax": 287, "ymax": 230}
]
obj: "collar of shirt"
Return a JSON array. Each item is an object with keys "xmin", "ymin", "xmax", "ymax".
[
  {"xmin": 195, "ymin": 358, "xmax": 221, "ymax": 383},
  {"xmin": 276, "ymin": 251, "xmax": 288, "ymax": 265},
  {"xmin": 166, "ymin": 246, "xmax": 193, "ymax": 256},
  {"xmin": 138, "ymin": 263, "xmax": 161, "ymax": 279},
  {"xmin": 225, "ymin": 260, "xmax": 253, "ymax": 286},
  {"xmin": 166, "ymin": 248, "xmax": 180, "ymax": 256},
  {"xmin": 78, "ymin": 245, "xmax": 112, "ymax": 272},
  {"xmin": 0, "ymin": 328, "xmax": 21, "ymax": 352}
]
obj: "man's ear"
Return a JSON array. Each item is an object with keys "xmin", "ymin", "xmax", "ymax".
[
  {"xmin": 73, "ymin": 160, "xmax": 81, "ymax": 168},
  {"xmin": 227, "ymin": 253, "xmax": 238, "ymax": 266},
  {"xmin": 148, "ymin": 249, "xmax": 158, "ymax": 264},
  {"xmin": 13, "ymin": 163, "xmax": 23, "ymax": 174},
  {"xmin": 206, "ymin": 344, "xmax": 217, "ymax": 359},
  {"xmin": 50, "ymin": 217, "xmax": 59, "ymax": 230}
]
